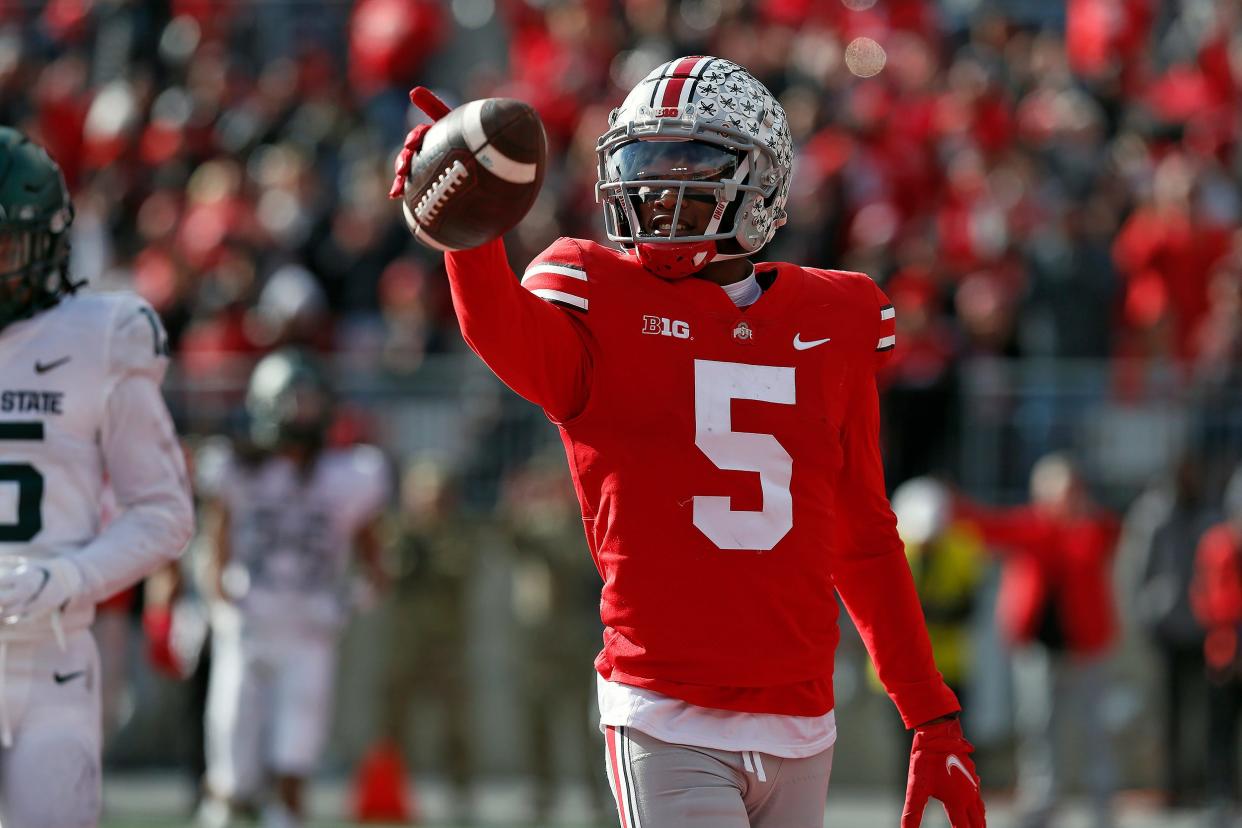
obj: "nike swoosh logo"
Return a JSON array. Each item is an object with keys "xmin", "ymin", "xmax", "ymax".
[
  {"xmin": 35, "ymin": 356, "xmax": 71, "ymax": 374},
  {"xmin": 946, "ymin": 755, "xmax": 978, "ymax": 789},
  {"xmin": 53, "ymin": 670, "xmax": 85, "ymax": 685},
  {"xmin": 792, "ymin": 334, "xmax": 831, "ymax": 351}
]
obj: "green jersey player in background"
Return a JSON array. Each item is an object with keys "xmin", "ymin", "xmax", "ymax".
[{"xmin": 0, "ymin": 128, "xmax": 194, "ymax": 828}]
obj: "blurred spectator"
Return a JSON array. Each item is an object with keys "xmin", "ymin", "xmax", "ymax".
[
  {"xmin": 892, "ymin": 477, "xmax": 987, "ymax": 703},
  {"xmin": 1020, "ymin": 193, "xmax": 1119, "ymax": 360},
  {"xmin": 956, "ymin": 453, "xmax": 1120, "ymax": 828},
  {"xmin": 499, "ymin": 450, "xmax": 608, "ymax": 822},
  {"xmin": 1195, "ymin": 244, "xmax": 1242, "ymax": 389},
  {"xmin": 0, "ymin": 0, "xmax": 1232, "ymax": 413},
  {"xmin": 380, "ymin": 457, "xmax": 480, "ymax": 824},
  {"xmin": 1192, "ymin": 465, "xmax": 1242, "ymax": 828},
  {"xmin": 1111, "ymin": 152, "xmax": 1232, "ymax": 364},
  {"xmin": 1126, "ymin": 455, "xmax": 1216, "ymax": 806}
]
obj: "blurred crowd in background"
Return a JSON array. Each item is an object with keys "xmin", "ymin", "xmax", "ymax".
[
  {"xmin": 3, "ymin": 0, "xmax": 1242, "ymax": 824},
  {"xmin": 0, "ymin": 0, "xmax": 1238, "ymax": 389}
]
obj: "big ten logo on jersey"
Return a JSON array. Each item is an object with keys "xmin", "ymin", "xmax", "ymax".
[{"xmin": 642, "ymin": 315, "xmax": 691, "ymax": 340}]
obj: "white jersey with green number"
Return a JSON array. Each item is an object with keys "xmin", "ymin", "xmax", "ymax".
[
  {"xmin": 0, "ymin": 291, "xmax": 194, "ymax": 638},
  {"xmin": 213, "ymin": 445, "xmax": 389, "ymax": 636}
]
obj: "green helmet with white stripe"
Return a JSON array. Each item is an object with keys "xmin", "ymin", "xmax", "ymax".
[{"xmin": 0, "ymin": 128, "xmax": 78, "ymax": 331}]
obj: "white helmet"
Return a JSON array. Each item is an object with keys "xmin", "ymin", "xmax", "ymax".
[
  {"xmin": 891, "ymin": 477, "xmax": 951, "ymax": 545},
  {"xmin": 596, "ymin": 56, "xmax": 793, "ymax": 279}
]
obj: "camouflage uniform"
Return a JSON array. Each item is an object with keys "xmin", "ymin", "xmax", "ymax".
[{"xmin": 501, "ymin": 456, "xmax": 609, "ymax": 820}]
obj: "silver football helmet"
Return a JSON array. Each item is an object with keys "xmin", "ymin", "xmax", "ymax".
[{"xmin": 596, "ymin": 56, "xmax": 793, "ymax": 278}]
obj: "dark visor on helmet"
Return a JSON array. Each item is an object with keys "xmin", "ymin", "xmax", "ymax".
[{"xmin": 608, "ymin": 140, "xmax": 739, "ymax": 184}]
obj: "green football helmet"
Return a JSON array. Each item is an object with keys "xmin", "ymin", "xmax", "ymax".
[
  {"xmin": 245, "ymin": 349, "xmax": 335, "ymax": 452},
  {"xmin": 0, "ymin": 128, "xmax": 78, "ymax": 331}
]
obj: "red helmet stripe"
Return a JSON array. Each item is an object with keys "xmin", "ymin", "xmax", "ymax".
[
  {"xmin": 658, "ymin": 55, "xmax": 709, "ymax": 111},
  {"xmin": 679, "ymin": 56, "xmax": 716, "ymax": 109}
]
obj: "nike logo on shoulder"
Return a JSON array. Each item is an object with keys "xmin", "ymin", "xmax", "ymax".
[
  {"xmin": 946, "ymin": 755, "xmax": 978, "ymax": 788},
  {"xmin": 35, "ymin": 356, "xmax": 71, "ymax": 374},
  {"xmin": 53, "ymin": 670, "xmax": 84, "ymax": 685},
  {"xmin": 792, "ymin": 334, "xmax": 831, "ymax": 351}
]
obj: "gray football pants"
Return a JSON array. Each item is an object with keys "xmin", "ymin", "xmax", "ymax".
[{"xmin": 604, "ymin": 725, "xmax": 834, "ymax": 828}]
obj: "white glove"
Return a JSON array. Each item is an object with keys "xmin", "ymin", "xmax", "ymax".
[{"xmin": 0, "ymin": 558, "xmax": 83, "ymax": 623}]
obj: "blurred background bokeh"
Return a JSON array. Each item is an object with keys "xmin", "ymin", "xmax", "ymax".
[{"xmin": 3, "ymin": 0, "xmax": 1242, "ymax": 824}]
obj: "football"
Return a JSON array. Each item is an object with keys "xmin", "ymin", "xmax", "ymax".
[{"xmin": 401, "ymin": 97, "xmax": 547, "ymax": 252}]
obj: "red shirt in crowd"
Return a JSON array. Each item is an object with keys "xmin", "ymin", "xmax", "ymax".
[
  {"xmin": 1192, "ymin": 523, "xmax": 1242, "ymax": 671},
  {"xmin": 1193, "ymin": 523, "xmax": 1242, "ymax": 625},
  {"xmin": 1112, "ymin": 206, "xmax": 1232, "ymax": 360}
]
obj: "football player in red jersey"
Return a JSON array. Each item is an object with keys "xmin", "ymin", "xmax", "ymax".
[{"xmin": 392, "ymin": 57, "xmax": 985, "ymax": 828}]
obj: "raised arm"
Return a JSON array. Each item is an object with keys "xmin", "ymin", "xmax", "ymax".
[
  {"xmin": 953, "ymin": 494, "xmax": 1040, "ymax": 552},
  {"xmin": 444, "ymin": 237, "xmax": 593, "ymax": 422},
  {"xmin": 388, "ymin": 87, "xmax": 593, "ymax": 423}
]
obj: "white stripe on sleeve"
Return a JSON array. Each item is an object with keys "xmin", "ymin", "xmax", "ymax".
[
  {"xmin": 521, "ymin": 264, "xmax": 588, "ymax": 283},
  {"xmin": 530, "ymin": 288, "xmax": 588, "ymax": 311}
]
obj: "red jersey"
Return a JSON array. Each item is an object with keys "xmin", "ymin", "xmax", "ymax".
[{"xmin": 445, "ymin": 237, "xmax": 958, "ymax": 726}]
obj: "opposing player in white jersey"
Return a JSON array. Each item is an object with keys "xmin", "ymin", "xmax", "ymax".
[
  {"xmin": 0, "ymin": 128, "xmax": 194, "ymax": 827},
  {"xmin": 200, "ymin": 349, "xmax": 390, "ymax": 828}
]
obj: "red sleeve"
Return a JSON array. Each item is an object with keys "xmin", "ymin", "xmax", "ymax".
[
  {"xmin": 832, "ymin": 282, "xmax": 960, "ymax": 728},
  {"xmin": 1192, "ymin": 526, "xmax": 1242, "ymax": 628},
  {"xmin": 953, "ymin": 498, "xmax": 1040, "ymax": 553},
  {"xmin": 444, "ymin": 237, "xmax": 592, "ymax": 421}
]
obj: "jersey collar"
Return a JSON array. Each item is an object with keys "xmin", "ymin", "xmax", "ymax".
[{"xmin": 679, "ymin": 261, "xmax": 805, "ymax": 320}]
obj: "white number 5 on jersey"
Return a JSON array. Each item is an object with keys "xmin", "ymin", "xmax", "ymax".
[{"xmin": 693, "ymin": 360, "xmax": 795, "ymax": 551}]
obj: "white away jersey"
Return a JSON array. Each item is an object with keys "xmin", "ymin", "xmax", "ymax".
[
  {"xmin": 214, "ymin": 445, "xmax": 389, "ymax": 634},
  {"xmin": 0, "ymin": 291, "xmax": 193, "ymax": 634}
]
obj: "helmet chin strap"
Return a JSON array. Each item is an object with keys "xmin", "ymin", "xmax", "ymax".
[
  {"xmin": 634, "ymin": 156, "xmax": 751, "ymax": 280},
  {"xmin": 634, "ymin": 239, "xmax": 718, "ymax": 280}
]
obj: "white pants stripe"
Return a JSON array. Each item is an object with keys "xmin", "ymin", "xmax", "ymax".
[{"xmin": 606, "ymin": 725, "xmax": 643, "ymax": 828}]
